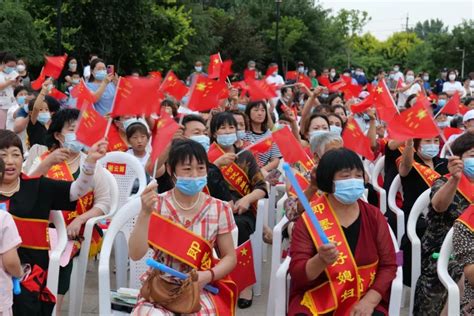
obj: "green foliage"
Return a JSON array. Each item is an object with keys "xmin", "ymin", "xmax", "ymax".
[{"xmin": 411, "ymin": 19, "xmax": 448, "ymax": 40}]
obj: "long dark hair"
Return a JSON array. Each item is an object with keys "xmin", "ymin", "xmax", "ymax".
[
  {"xmin": 89, "ymin": 58, "xmax": 105, "ymax": 82},
  {"xmin": 245, "ymin": 101, "xmax": 268, "ymax": 132}
]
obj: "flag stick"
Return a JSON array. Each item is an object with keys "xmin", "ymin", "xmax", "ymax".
[
  {"xmin": 218, "ymin": 52, "xmax": 232, "ymax": 86},
  {"xmin": 152, "ymin": 157, "xmax": 159, "ymax": 179},
  {"xmin": 382, "ymin": 79, "xmax": 400, "ymax": 114},
  {"xmin": 282, "ymin": 163, "xmax": 329, "ymax": 244},
  {"xmin": 178, "ymin": 114, "xmax": 184, "ymax": 126},
  {"xmin": 281, "ymin": 83, "xmax": 298, "ymax": 88},
  {"xmin": 235, "ymin": 134, "xmax": 271, "ymax": 157},
  {"xmin": 104, "ymin": 117, "xmax": 113, "ymax": 138}
]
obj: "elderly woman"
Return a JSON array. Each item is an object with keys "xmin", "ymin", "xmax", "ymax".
[
  {"xmin": 289, "ymin": 148, "xmax": 397, "ymax": 315},
  {"xmin": 414, "ymin": 131, "xmax": 474, "ymax": 314},
  {"xmin": 0, "ymin": 129, "xmax": 106, "ymax": 314}
]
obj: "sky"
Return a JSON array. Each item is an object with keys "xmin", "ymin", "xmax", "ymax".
[{"xmin": 317, "ymin": 0, "xmax": 474, "ymax": 40}]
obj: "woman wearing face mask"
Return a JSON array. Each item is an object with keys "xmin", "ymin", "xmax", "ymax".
[
  {"xmin": 243, "ymin": 101, "xmax": 281, "ymax": 176},
  {"xmin": 26, "ymin": 108, "xmax": 110, "ymax": 315},
  {"xmin": 209, "ymin": 112, "xmax": 267, "ymax": 307},
  {"xmin": 231, "ymin": 110, "xmax": 250, "ymax": 148},
  {"xmin": 7, "ymin": 86, "xmax": 29, "ymax": 153},
  {"xmin": 328, "ymin": 67, "xmax": 339, "ymax": 83},
  {"xmin": 63, "ymin": 57, "xmax": 80, "ymax": 88},
  {"xmin": 327, "ymin": 113, "xmax": 344, "ymax": 135},
  {"xmin": 129, "ymin": 139, "xmax": 238, "ymax": 315},
  {"xmin": 85, "ymin": 58, "xmax": 116, "ymax": 116},
  {"xmin": 288, "ymin": 148, "xmax": 397, "ymax": 316},
  {"xmin": 0, "ymin": 129, "xmax": 106, "ymax": 314},
  {"xmin": 0, "ymin": 53, "xmax": 19, "ymax": 130},
  {"xmin": 414, "ymin": 132, "xmax": 474, "ymax": 315},
  {"xmin": 16, "ymin": 58, "xmax": 30, "ymax": 89},
  {"xmin": 442, "ymin": 69, "xmax": 464, "ymax": 97},
  {"xmin": 396, "ymin": 69, "xmax": 424, "ymax": 109},
  {"xmin": 301, "ymin": 113, "xmax": 330, "ymax": 151},
  {"xmin": 27, "ymin": 78, "xmax": 61, "ymax": 147}
]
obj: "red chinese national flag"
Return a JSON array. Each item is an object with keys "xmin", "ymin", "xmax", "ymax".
[
  {"xmin": 297, "ymin": 74, "xmax": 312, "ymax": 89},
  {"xmin": 219, "ymin": 60, "xmax": 233, "ymax": 83},
  {"xmin": 70, "ymin": 80, "xmax": 96, "ymax": 110},
  {"xmin": 387, "ymin": 99, "xmax": 439, "ymax": 141},
  {"xmin": 112, "ymin": 76, "xmax": 162, "ymax": 116},
  {"xmin": 285, "ymin": 71, "xmax": 297, "ymax": 81},
  {"xmin": 187, "ymin": 75, "xmax": 226, "ymax": 112},
  {"xmin": 317, "ymin": 75, "xmax": 330, "ymax": 87},
  {"xmin": 327, "ymin": 79, "xmax": 347, "ymax": 92},
  {"xmin": 342, "ymin": 118, "xmax": 375, "ymax": 161},
  {"xmin": 208, "ymin": 53, "xmax": 222, "ymax": 79},
  {"xmin": 148, "ymin": 71, "xmax": 162, "ymax": 82},
  {"xmin": 48, "ymin": 88, "xmax": 67, "ymax": 101},
  {"xmin": 265, "ymin": 65, "xmax": 278, "ymax": 78},
  {"xmin": 43, "ymin": 54, "xmax": 68, "ymax": 79},
  {"xmin": 443, "ymin": 127, "xmax": 463, "ymax": 140},
  {"xmin": 350, "ymin": 93, "xmax": 374, "ymax": 114},
  {"xmin": 341, "ymin": 82, "xmax": 362, "ymax": 101},
  {"xmin": 439, "ymin": 91, "xmax": 467, "ymax": 115},
  {"xmin": 31, "ymin": 68, "xmax": 46, "ymax": 90},
  {"xmin": 246, "ymin": 136, "xmax": 273, "ymax": 155},
  {"xmin": 244, "ymin": 68, "xmax": 257, "ymax": 83},
  {"xmin": 76, "ymin": 102, "xmax": 108, "ymax": 147},
  {"xmin": 272, "ymin": 126, "xmax": 314, "ymax": 171},
  {"xmin": 396, "ymin": 78, "xmax": 404, "ymax": 90},
  {"xmin": 160, "ymin": 70, "xmax": 189, "ymax": 101},
  {"xmin": 207, "ymin": 143, "xmax": 224, "ymax": 163},
  {"xmin": 373, "ymin": 80, "xmax": 398, "ymax": 122},
  {"xmin": 150, "ymin": 115, "xmax": 180, "ymax": 164},
  {"xmin": 247, "ymin": 80, "xmax": 277, "ymax": 101},
  {"xmin": 228, "ymin": 240, "xmax": 256, "ymax": 293}
]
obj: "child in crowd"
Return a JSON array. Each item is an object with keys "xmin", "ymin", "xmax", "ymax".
[
  {"xmin": 0, "ymin": 158, "xmax": 23, "ymax": 316},
  {"xmin": 125, "ymin": 118, "xmax": 150, "ymax": 168}
]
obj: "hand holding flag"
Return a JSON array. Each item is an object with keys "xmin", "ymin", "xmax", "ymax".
[
  {"xmin": 43, "ymin": 54, "xmax": 68, "ymax": 79},
  {"xmin": 342, "ymin": 118, "xmax": 375, "ymax": 161}
]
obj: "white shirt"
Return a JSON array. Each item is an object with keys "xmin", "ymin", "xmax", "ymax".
[
  {"xmin": 393, "ymin": 71, "xmax": 404, "ymax": 82},
  {"xmin": 0, "ymin": 72, "xmax": 16, "ymax": 110},
  {"xmin": 83, "ymin": 65, "xmax": 91, "ymax": 82},
  {"xmin": 6, "ymin": 104, "xmax": 18, "ymax": 131},
  {"xmin": 397, "ymin": 83, "xmax": 421, "ymax": 109},
  {"xmin": 442, "ymin": 81, "xmax": 464, "ymax": 94},
  {"xmin": 266, "ymin": 74, "xmax": 285, "ymax": 107},
  {"xmin": 126, "ymin": 149, "xmax": 150, "ymax": 168}
]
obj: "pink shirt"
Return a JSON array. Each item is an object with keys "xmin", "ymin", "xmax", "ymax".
[{"xmin": 0, "ymin": 211, "xmax": 22, "ymax": 312}]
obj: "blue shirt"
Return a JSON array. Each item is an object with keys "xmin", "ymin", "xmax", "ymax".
[{"xmin": 86, "ymin": 82, "xmax": 116, "ymax": 116}]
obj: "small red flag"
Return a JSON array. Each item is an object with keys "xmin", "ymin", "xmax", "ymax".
[
  {"xmin": 438, "ymin": 91, "xmax": 467, "ymax": 115},
  {"xmin": 150, "ymin": 115, "xmax": 180, "ymax": 164},
  {"xmin": 387, "ymin": 98, "xmax": 439, "ymax": 141},
  {"xmin": 43, "ymin": 54, "xmax": 68, "ymax": 79},
  {"xmin": 443, "ymin": 127, "xmax": 463, "ymax": 140},
  {"xmin": 342, "ymin": 118, "xmax": 375, "ymax": 161},
  {"xmin": 341, "ymin": 83, "xmax": 362, "ymax": 101},
  {"xmin": 228, "ymin": 240, "xmax": 256, "ymax": 293},
  {"xmin": 244, "ymin": 68, "xmax": 257, "ymax": 82},
  {"xmin": 207, "ymin": 143, "xmax": 223, "ymax": 163},
  {"xmin": 232, "ymin": 81, "xmax": 249, "ymax": 97},
  {"xmin": 160, "ymin": 71, "xmax": 188, "ymax": 101},
  {"xmin": 245, "ymin": 136, "xmax": 273, "ymax": 155},
  {"xmin": 219, "ymin": 60, "xmax": 233, "ymax": 83},
  {"xmin": 428, "ymin": 92, "xmax": 438, "ymax": 103},
  {"xmin": 247, "ymin": 80, "xmax": 277, "ymax": 101},
  {"xmin": 272, "ymin": 126, "xmax": 314, "ymax": 171},
  {"xmin": 31, "ymin": 68, "xmax": 46, "ymax": 90},
  {"xmin": 70, "ymin": 80, "xmax": 96, "ymax": 110},
  {"xmin": 317, "ymin": 75, "xmax": 331, "ymax": 87},
  {"xmin": 350, "ymin": 93, "xmax": 375, "ymax": 114},
  {"xmin": 373, "ymin": 80, "xmax": 398, "ymax": 122},
  {"xmin": 396, "ymin": 78, "xmax": 404, "ymax": 90},
  {"xmin": 112, "ymin": 76, "xmax": 163, "ymax": 116},
  {"xmin": 149, "ymin": 71, "xmax": 162, "ymax": 82},
  {"xmin": 265, "ymin": 65, "xmax": 278, "ymax": 78},
  {"xmin": 208, "ymin": 53, "xmax": 222, "ymax": 79},
  {"xmin": 327, "ymin": 79, "xmax": 347, "ymax": 92},
  {"xmin": 297, "ymin": 74, "xmax": 312, "ymax": 89},
  {"xmin": 285, "ymin": 71, "xmax": 297, "ymax": 81},
  {"xmin": 187, "ymin": 75, "xmax": 227, "ymax": 112},
  {"xmin": 48, "ymin": 88, "xmax": 67, "ymax": 101},
  {"xmin": 76, "ymin": 102, "xmax": 109, "ymax": 148}
]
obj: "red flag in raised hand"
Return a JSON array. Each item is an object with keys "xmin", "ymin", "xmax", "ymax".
[
  {"xmin": 297, "ymin": 74, "xmax": 312, "ymax": 89},
  {"xmin": 285, "ymin": 71, "xmax": 297, "ymax": 81},
  {"xmin": 70, "ymin": 80, "xmax": 96, "ymax": 110},
  {"xmin": 443, "ymin": 127, "xmax": 463, "ymax": 140},
  {"xmin": 31, "ymin": 68, "xmax": 46, "ymax": 90},
  {"xmin": 245, "ymin": 135, "xmax": 273, "ymax": 155},
  {"xmin": 160, "ymin": 70, "xmax": 188, "ymax": 101},
  {"xmin": 342, "ymin": 118, "xmax": 375, "ymax": 161},
  {"xmin": 228, "ymin": 240, "xmax": 256, "ymax": 293},
  {"xmin": 76, "ymin": 102, "xmax": 108, "ymax": 147},
  {"xmin": 43, "ymin": 54, "xmax": 68, "ymax": 79},
  {"xmin": 387, "ymin": 98, "xmax": 439, "ymax": 141},
  {"xmin": 208, "ymin": 53, "xmax": 222, "ymax": 79},
  {"xmin": 327, "ymin": 79, "xmax": 347, "ymax": 92},
  {"xmin": 232, "ymin": 81, "xmax": 249, "ymax": 96},
  {"xmin": 150, "ymin": 115, "xmax": 180, "ymax": 164},
  {"xmin": 373, "ymin": 80, "xmax": 398, "ymax": 122},
  {"xmin": 438, "ymin": 91, "xmax": 466, "ymax": 115},
  {"xmin": 112, "ymin": 76, "xmax": 162, "ymax": 116},
  {"xmin": 247, "ymin": 80, "xmax": 277, "ymax": 101},
  {"xmin": 272, "ymin": 126, "xmax": 314, "ymax": 171},
  {"xmin": 317, "ymin": 75, "xmax": 330, "ymax": 87},
  {"xmin": 395, "ymin": 78, "xmax": 404, "ymax": 90},
  {"xmin": 187, "ymin": 75, "xmax": 227, "ymax": 111},
  {"xmin": 265, "ymin": 65, "xmax": 278, "ymax": 78},
  {"xmin": 341, "ymin": 83, "xmax": 362, "ymax": 101},
  {"xmin": 219, "ymin": 60, "xmax": 233, "ymax": 83},
  {"xmin": 350, "ymin": 93, "xmax": 374, "ymax": 114},
  {"xmin": 48, "ymin": 88, "xmax": 67, "ymax": 101},
  {"xmin": 244, "ymin": 68, "xmax": 257, "ymax": 82}
]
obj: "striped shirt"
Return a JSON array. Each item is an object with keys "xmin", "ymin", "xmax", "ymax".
[{"xmin": 243, "ymin": 129, "xmax": 281, "ymax": 167}]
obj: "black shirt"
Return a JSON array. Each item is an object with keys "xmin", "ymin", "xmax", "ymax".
[
  {"xmin": 27, "ymin": 120, "xmax": 48, "ymax": 147},
  {"xmin": 156, "ymin": 163, "xmax": 232, "ymax": 202},
  {"xmin": 383, "ymin": 145, "xmax": 402, "ymax": 194}
]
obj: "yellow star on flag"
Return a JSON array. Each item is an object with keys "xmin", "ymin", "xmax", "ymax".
[
  {"xmin": 416, "ymin": 109, "xmax": 427, "ymax": 120},
  {"xmin": 347, "ymin": 123, "xmax": 356, "ymax": 131},
  {"xmin": 376, "ymin": 87, "xmax": 383, "ymax": 94},
  {"xmin": 196, "ymin": 82, "xmax": 207, "ymax": 91},
  {"xmin": 240, "ymin": 247, "xmax": 248, "ymax": 256}
]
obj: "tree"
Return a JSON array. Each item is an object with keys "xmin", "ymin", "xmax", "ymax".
[
  {"xmin": 411, "ymin": 19, "xmax": 448, "ymax": 40},
  {"xmin": 381, "ymin": 32, "xmax": 422, "ymax": 66}
]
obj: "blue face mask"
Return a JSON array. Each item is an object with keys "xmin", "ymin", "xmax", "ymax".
[
  {"xmin": 94, "ymin": 70, "xmax": 107, "ymax": 81},
  {"xmin": 321, "ymin": 93, "xmax": 329, "ymax": 98},
  {"xmin": 23, "ymin": 103, "xmax": 29, "ymax": 113},
  {"xmin": 189, "ymin": 135, "xmax": 210, "ymax": 153},
  {"xmin": 438, "ymin": 99, "xmax": 447, "ymax": 107},
  {"xmin": 175, "ymin": 176, "xmax": 207, "ymax": 196},
  {"xmin": 333, "ymin": 178, "xmax": 365, "ymax": 205},
  {"xmin": 419, "ymin": 143, "xmax": 439, "ymax": 159},
  {"xmin": 63, "ymin": 133, "xmax": 84, "ymax": 153},
  {"xmin": 237, "ymin": 104, "xmax": 246, "ymax": 112},
  {"xmin": 330, "ymin": 125, "xmax": 342, "ymax": 135},
  {"xmin": 237, "ymin": 130, "xmax": 246, "ymax": 140},
  {"xmin": 37, "ymin": 112, "xmax": 51, "ymax": 124},
  {"xmin": 17, "ymin": 96, "xmax": 26, "ymax": 105},
  {"xmin": 3, "ymin": 66, "xmax": 14, "ymax": 74},
  {"xmin": 309, "ymin": 130, "xmax": 328, "ymax": 142},
  {"xmin": 72, "ymin": 79, "xmax": 80, "ymax": 85},
  {"xmin": 463, "ymin": 157, "xmax": 474, "ymax": 179},
  {"xmin": 217, "ymin": 133, "xmax": 237, "ymax": 147}
]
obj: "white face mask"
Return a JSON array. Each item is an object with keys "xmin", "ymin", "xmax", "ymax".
[
  {"xmin": 406, "ymin": 75, "xmax": 415, "ymax": 83},
  {"xmin": 394, "ymin": 66, "xmax": 400, "ymax": 72},
  {"xmin": 330, "ymin": 71, "xmax": 336, "ymax": 77},
  {"xmin": 16, "ymin": 64, "xmax": 26, "ymax": 72},
  {"xmin": 449, "ymin": 74, "xmax": 456, "ymax": 81}
]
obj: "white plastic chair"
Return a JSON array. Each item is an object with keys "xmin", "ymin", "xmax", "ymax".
[
  {"xmin": 388, "ymin": 225, "xmax": 404, "ymax": 316},
  {"xmin": 69, "ymin": 169, "xmax": 119, "ymax": 315},
  {"xmin": 250, "ymin": 198, "xmax": 267, "ymax": 297},
  {"xmin": 406, "ymin": 189, "xmax": 431, "ymax": 316},
  {"xmin": 98, "ymin": 152, "xmax": 147, "ymax": 289},
  {"xmin": 440, "ymin": 142, "xmax": 451, "ymax": 159},
  {"xmin": 387, "ymin": 175, "xmax": 405, "ymax": 245},
  {"xmin": 437, "ymin": 228, "xmax": 460, "ymax": 316},
  {"xmin": 371, "ymin": 156, "xmax": 387, "ymax": 214}
]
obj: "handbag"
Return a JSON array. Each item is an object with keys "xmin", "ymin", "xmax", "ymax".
[{"xmin": 139, "ymin": 268, "xmax": 201, "ymax": 314}]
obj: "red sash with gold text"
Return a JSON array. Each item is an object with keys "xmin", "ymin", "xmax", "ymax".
[
  {"xmin": 396, "ymin": 156, "xmax": 441, "ymax": 187},
  {"xmin": 445, "ymin": 174, "xmax": 474, "ymax": 204},
  {"xmin": 301, "ymin": 195, "xmax": 378, "ymax": 315},
  {"xmin": 456, "ymin": 204, "xmax": 474, "ymax": 231},
  {"xmin": 148, "ymin": 212, "xmax": 237, "ymax": 315},
  {"xmin": 107, "ymin": 124, "xmax": 128, "ymax": 152}
]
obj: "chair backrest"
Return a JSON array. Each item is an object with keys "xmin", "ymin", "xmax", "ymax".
[
  {"xmin": 440, "ymin": 142, "xmax": 451, "ymax": 159},
  {"xmin": 437, "ymin": 228, "xmax": 460, "ymax": 316},
  {"xmin": 47, "ymin": 211, "xmax": 68, "ymax": 302},
  {"xmin": 387, "ymin": 224, "xmax": 404, "ymax": 316},
  {"xmin": 406, "ymin": 188, "xmax": 431, "ymax": 316},
  {"xmin": 387, "ymin": 175, "xmax": 405, "ymax": 245},
  {"xmin": 101, "ymin": 167, "xmax": 120, "ymax": 217},
  {"xmin": 98, "ymin": 197, "xmax": 141, "ymax": 316},
  {"xmin": 371, "ymin": 156, "xmax": 386, "ymax": 214}
]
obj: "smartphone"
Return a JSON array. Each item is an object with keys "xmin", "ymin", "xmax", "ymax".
[{"xmin": 107, "ymin": 65, "xmax": 115, "ymax": 75}]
